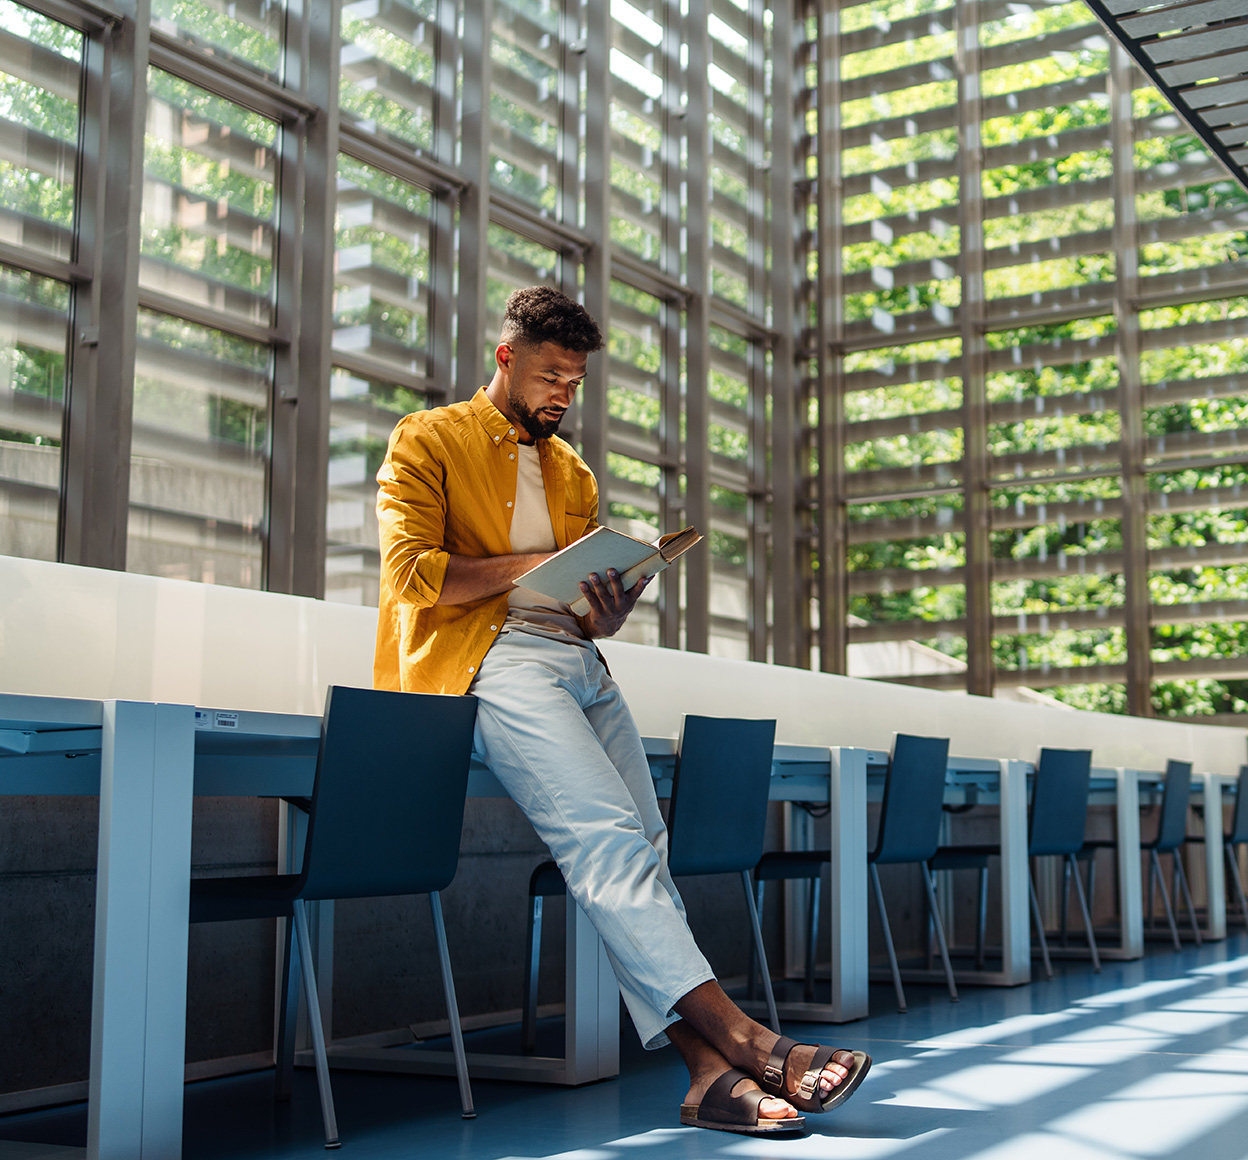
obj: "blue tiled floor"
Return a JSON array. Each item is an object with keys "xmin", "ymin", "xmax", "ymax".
[{"xmin": 6, "ymin": 932, "xmax": 1248, "ymax": 1159}]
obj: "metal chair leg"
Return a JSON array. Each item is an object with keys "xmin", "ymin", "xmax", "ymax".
[
  {"xmin": 1067, "ymin": 853, "xmax": 1101, "ymax": 973},
  {"xmin": 429, "ymin": 891, "xmax": 475, "ymax": 1118},
  {"xmin": 1028, "ymin": 870, "xmax": 1054, "ymax": 980},
  {"xmin": 1147, "ymin": 850, "xmax": 1158, "ymax": 932},
  {"xmin": 521, "ymin": 893, "xmax": 543, "ymax": 1054},
  {"xmin": 273, "ymin": 915, "xmax": 300, "ymax": 1101},
  {"xmin": 975, "ymin": 866, "xmax": 988, "ymax": 970},
  {"xmin": 292, "ymin": 899, "xmax": 341, "ymax": 1150},
  {"xmin": 741, "ymin": 870, "xmax": 780, "ymax": 1032},
  {"xmin": 1172, "ymin": 853, "xmax": 1203, "ymax": 946},
  {"xmin": 1150, "ymin": 849, "xmax": 1182, "ymax": 950},
  {"xmin": 804, "ymin": 875, "xmax": 821, "ymax": 1003},
  {"xmin": 920, "ymin": 862, "xmax": 958, "ymax": 1003},
  {"xmin": 1060, "ymin": 856, "xmax": 1071, "ymax": 946},
  {"xmin": 1226, "ymin": 842, "xmax": 1248, "ymax": 928},
  {"xmin": 869, "ymin": 863, "xmax": 907, "ymax": 1013},
  {"xmin": 747, "ymin": 877, "xmax": 765, "ymax": 1003}
]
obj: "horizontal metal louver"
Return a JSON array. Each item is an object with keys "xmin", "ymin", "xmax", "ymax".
[{"xmin": 1085, "ymin": 0, "xmax": 1248, "ymax": 192}]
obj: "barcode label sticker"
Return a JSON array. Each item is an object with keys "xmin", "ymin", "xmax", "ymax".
[{"xmin": 213, "ymin": 712, "xmax": 239, "ymax": 730}]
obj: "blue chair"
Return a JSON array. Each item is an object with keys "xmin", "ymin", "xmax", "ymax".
[
  {"xmin": 1085, "ymin": 758, "xmax": 1200, "ymax": 951},
  {"xmin": 931, "ymin": 747, "xmax": 1100, "ymax": 979},
  {"xmin": 189, "ymin": 685, "xmax": 479, "ymax": 1148},
  {"xmin": 868, "ymin": 733, "xmax": 957, "ymax": 1012},
  {"xmin": 1186, "ymin": 764, "xmax": 1248, "ymax": 930},
  {"xmin": 751, "ymin": 733, "xmax": 956, "ymax": 1013},
  {"xmin": 521, "ymin": 714, "xmax": 782, "ymax": 1051},
  {"xmin": 1226, "ymin": 765, "xmax": 1248, "ymax": 928}
]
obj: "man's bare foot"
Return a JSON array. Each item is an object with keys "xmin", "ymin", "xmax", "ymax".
[
  {"xmin": 751, "ymin": 1034, "xmax": 870, "ymax": 1113},
  {"xmin": 769, "ymin": 1040, "xmax": 856, "ymax": 1101}
]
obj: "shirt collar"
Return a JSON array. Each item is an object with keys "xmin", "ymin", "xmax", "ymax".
[{"xmin": 469, "ymin": 386, "xmax": 522, "ymax": 447}]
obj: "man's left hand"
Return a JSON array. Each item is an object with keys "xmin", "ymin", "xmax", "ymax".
[{"xmin": 576, "ymin": 569, "xmax": 651, "ymax": 639}]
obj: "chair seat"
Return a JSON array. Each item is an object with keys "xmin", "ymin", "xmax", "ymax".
[
  {"xmin": 755, "ymin": 850, "xmax": 829, "ymax": 881},
  {"xmin": 528, "ymin": 860, "xmax": 566, "ymax": 898},
  {"xmin": 189, "ymin": 874, "xmax": 302, "ymax": 923},
  {"xmin": 930, "ymin": 846, "xmax": 992, "ymax": 871}
]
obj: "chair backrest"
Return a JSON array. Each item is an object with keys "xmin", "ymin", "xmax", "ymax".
[
  {"xmin": 1229, "ymin": 765, "xmax": 1248, "ymax": 846},
  {"xmin": 666, "ymin": 714, "xmax": 777, "ymax": 877},
  {"xmin": 1151, "ymin": 758, "xmax": 1193, "ymax": 854},
  {"xmin": 1028, "ymin": 747, "xmax": 1093, "ymax": 857},
  {"xmin": 870, "ymin": 732, "xmax": 951, "ymax": 865},
  {"xmin": 298, "ymin": 685, "xmax": 479, "ymax": 901}
]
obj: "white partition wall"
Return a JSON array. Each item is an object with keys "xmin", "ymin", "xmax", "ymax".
[{"xmin": 4, "ymin": 554, "xmax": 1246, "ymax": 772}]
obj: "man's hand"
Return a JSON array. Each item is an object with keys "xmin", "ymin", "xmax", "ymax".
[{"xmin": 575, "ymin": 569, "xmax": 651, "ymax": 639}]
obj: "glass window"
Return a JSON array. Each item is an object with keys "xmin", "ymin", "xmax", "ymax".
[
  {"xmin": 339, "ymin": 0, "xmax": 438, "ymax": 152},
  {"xmin": 141, "ymin": 69, "xmax": 279, "ymax": 329},
  {"xmin": 150, "ymin": 0, "xmax": 284, "ymax": 77},
  {"xmin": 490, "ymin": 0, "xmax": 565, "ymax": 212},
  {"xmin": 0, "ymin": 264, "xmax": 68, "ymax": 561},
  {"xmin": 610, "ymin": 0, "xmax": 670, "ymax": 264},
  {"xmin": 0, "ymin": 2, "xmax": 82, "ymax": 264},
  {"xmin": 128, "ymin": 309, "xmax": 268, "ymax": 587},
  {"xmin": 327, "ymin": 154, "xmax": 437, "ymax": 606}
]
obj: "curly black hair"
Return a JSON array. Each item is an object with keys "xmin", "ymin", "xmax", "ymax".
[{"xmin": 500, "ymin": 285, "xmax": 604, "ymax": 354}]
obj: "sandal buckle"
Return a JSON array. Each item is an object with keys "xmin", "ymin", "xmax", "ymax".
[
  {"xmin": 762, "ymin": 1063, "xmax": 783, "ymax": 1089},
  {"xmin": 798, "ymin": 1073, "xmax": 819, "ymax": 1099}
]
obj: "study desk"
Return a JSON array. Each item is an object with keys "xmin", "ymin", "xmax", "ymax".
[{"xmin": 0, "ymin": 696, "xmax": 1041, "ymax": 1157}]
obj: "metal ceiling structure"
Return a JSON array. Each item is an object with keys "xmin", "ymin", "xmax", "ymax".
[{"xmin": 1085, "ymin": 0, "xmax": 1248, "ymax": 193}]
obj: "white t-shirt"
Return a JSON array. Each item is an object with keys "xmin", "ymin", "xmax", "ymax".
[{"xmin": 505, "ymin": 443, "xmax": 587, "ymax": 643}]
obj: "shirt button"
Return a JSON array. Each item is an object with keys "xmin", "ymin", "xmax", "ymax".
[
  {"xmin": 506, "ymin": 500, "xmax": 513, "ymax": 507},
  {"xmin": 468, "ymin": 666, "xmax": 475, "ymax": 674},
  {"xmin": 508, "ymin": 427, "xmax": 515, "ymax": 435},
  {"xmin": 509, "ymin": 452, "xmax": 515, "ymax": 460},
  {"xmin": 490, "ymin": 624, "xmax": 498, "ymax": 631},
  {"xmin": 494, "ymin": 435, "xmax": 500, "ymax": 442}
]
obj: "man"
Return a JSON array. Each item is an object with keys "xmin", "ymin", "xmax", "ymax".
[{"xmin": 375, "ymin": 285, "xmax": 869, "ymax": 1135}]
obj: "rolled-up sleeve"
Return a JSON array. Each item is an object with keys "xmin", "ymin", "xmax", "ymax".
[{"xmin": 376, "ymin": 416, "xmax": 450, "ymax": 608}]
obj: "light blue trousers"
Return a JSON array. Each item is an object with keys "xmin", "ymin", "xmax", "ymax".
[{"xmin": 469, "ymin": 630, "xmax": 715, "ymax": 1048}]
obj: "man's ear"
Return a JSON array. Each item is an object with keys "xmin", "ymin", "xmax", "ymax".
[{"xmin": 495, "ymin": 341, "xmax": 514, "ymax": 371}]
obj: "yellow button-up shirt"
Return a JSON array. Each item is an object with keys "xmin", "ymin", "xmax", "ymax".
[{"xmin": 374, "ymin": 387, "xmax": 599, "ymax": 695}]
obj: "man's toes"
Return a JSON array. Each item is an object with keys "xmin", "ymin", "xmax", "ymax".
[{"xmin": 758, "ymin": 1095, "xmax": 798, "ymax": 1120}]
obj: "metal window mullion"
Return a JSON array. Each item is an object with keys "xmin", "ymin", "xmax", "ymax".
[
  {"xmin": 456, "ymin": 0, "xmax": 493, "ymax": 400},
  {"xmin": 556, "ymin": 0, "xmax": 581, "ymax": 313},
  {"xmin": 766, "ymin": 0, "xmax": 798, "ymax": 666},
  {"xmin": 956, "ymin": 0, "xmax": 991, "ymax": 697},
  {"xmin": 681, "ymin": 0, "xmax": 710, "ymax": 653},
  {"xmin": 816, "ymin": 0, "xmax": 847, "ymax": 674},
  {"xmin": 61, "ymin": 2, "xmax": 150, "ymax": 572},
  {"xmin": 277, "ymin": 0, "xmax": 340, "ymax": 598},
  {"xmin": 427, "ymin": 0, "xmax": 460, "ymax": 407},
  {"xmin": 1111, "ymin": 40, "xmax": 1152, "ymax": 716},
  {"xmin": 148, "ymin": 30, "xmax": 318, "ymax": 123},
  {"xmin": 580, "ymin": 0, "xmax": 611, "ymax": 487}
]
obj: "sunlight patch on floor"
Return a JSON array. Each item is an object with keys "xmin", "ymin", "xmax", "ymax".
[
  {"xmin": 959, "ymin": 1128, "xmax": 1135, "ymax": 1160},
  {"xmin": 881, "ymin": 1060, "xmax": 1094, "ymax": 1111},
  {"xmin": 718, "ymin": 1128, "xmax": 954, "ymax": 1158},
  {"xmin": 1046, "ymin": 1069, "xmax": 1248, "ymax": 1156},
  {"xmin": 910, "ymin": 1011, "xmax": 1077, "ymax": 1048},
  {"xmin": 1073, "ymin": 978, "xmax": 1197, "ymax": 1008}
]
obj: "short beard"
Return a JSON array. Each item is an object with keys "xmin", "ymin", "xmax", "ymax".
[{"xmin": 508, "ymin": 385, "xmax": 563, "ymax": 440}]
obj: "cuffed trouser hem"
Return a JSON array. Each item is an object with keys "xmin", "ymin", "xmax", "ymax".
[{"xmin": 635, "ymin": 967, "xmax": 720, "ymax": 1050}]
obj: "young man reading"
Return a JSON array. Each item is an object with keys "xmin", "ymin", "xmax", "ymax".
[{"xmin": 374, "ymin": 285, "xmax": 869, "ymax": 1136}]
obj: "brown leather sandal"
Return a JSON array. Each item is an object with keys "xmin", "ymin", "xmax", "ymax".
[
  {"xmin": 760, "ymin": 1036, "xmax": 872, "ymax": 1113},
  {"xmin": 680, "ymin": 1067, "xmax": 808, "ymax": 1136}
]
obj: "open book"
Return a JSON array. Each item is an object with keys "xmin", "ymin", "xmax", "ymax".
[{"xmin": 513, "ymin": 525, "xmax": 703, "ymax": 617}]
